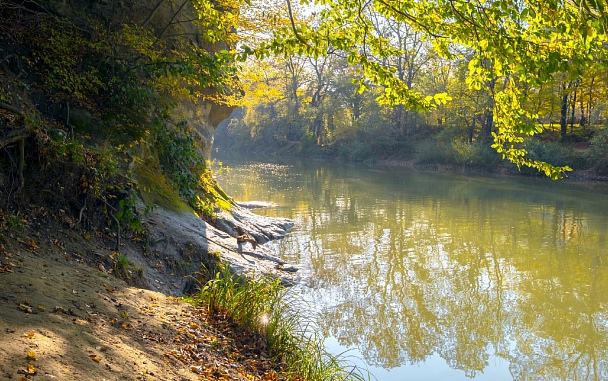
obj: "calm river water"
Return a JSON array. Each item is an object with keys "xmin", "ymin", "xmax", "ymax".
[{"xmin": 213, "ymin": 154, "xmax": 608, "ymax": 381}]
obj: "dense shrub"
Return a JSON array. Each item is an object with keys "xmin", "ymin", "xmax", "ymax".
[
  {"xmin": 452, "ymin": 141, "xmax": 502, "ymax": 168},
  {"xmin": 414, "ymin": 139, "xmax": 458, "ymax": 165},
  {"xmin": 587, "ymin": 128, "xmax": 608, "ymax": 173}
]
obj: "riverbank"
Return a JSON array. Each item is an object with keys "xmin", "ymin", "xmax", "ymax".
[
  {"xmin": 0, "ymin": 202, "xmax": 308, "ymax": 380},
  {"xmin": 377, "ymin": 157, "xmax": 608, "ymax": 182}
]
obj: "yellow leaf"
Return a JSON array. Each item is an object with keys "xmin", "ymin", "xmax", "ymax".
[
  {"xmin": 120, "ymin": 311, "xmax": 129, "ymax": 319},
  {"xmin": 27, "ymin": 363, "xmax": 35, "ymax": 374},
  {"xmin": 89, "ymin": 354, "xmax": 101, "ymax": 363},
  {"xmin": 26, "ymin": 351, "xmax": 37, "ymax": 361},
  {"xmin": 25, "ymin": 331, "xmax": 35, "ymax": 339},
  {"xmin": 18, "ymin": 303, "xmax": 32, "ymax": 314},
  {"xmin": 28, "ymin": 239, "xmax": 39, "ymax": 251}
]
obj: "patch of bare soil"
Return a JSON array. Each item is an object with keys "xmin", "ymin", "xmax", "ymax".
[{"xmin": 0, "ymin": 210, "xmax": 296, "ymax": 381}]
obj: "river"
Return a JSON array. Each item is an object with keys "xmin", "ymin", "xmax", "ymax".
[{"xmin": 213, "ymin": 154, "xmax": 608, "ymax": 381}]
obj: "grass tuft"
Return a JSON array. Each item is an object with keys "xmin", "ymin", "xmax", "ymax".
[{"xmin": 187, "ymin": 265, "xmax": 369, "ymax": 381}]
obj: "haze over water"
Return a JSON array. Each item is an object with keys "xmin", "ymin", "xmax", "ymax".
[{"xmin": 214, "ymin": 154, "xmax": 608, "ymax": 381}]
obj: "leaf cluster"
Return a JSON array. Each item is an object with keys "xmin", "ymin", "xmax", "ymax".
[{"xmin": 239, "ymin": 0, "xmax": 608, "ymax": 178}]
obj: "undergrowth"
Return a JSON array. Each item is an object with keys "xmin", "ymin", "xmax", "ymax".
[{"xmin": 186, "ymin": 265, "xmax": 369, "ymax": 381}]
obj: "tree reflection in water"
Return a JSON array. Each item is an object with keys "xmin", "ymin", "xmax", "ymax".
[{"xmin": 216, "ymin": 158, "xmax": 608, "ymax": 381}]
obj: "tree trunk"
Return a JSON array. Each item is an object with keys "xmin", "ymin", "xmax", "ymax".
[
  {"xmin": 469, "ymin": 117, "xmax": 476, "ymax": 143},
  {"xmin": 313, "ymin": 114, "xmax": 323, "ymax": 145},
  {"xmin": 560, "ymin": 88, "xmax": 569, "ymax": 139},
  {"xmin": 393, "ymin": 105, "xmax": 405, "ymax": 138},
  {"xmin": 570, "ymin": 89, "xmax": 577, "ymax": 133},
  {"xmin": 479, "ymin": 109, "xmax": 493, "ymax": 141}
]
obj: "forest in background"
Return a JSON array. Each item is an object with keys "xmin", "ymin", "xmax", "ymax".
[
  {"xmin": 213, "ymin": 0, "xmax": 608, "ymax": 178},
  {"xmin": 216, "ymin": 30, "xmax": 608, "ymax": 176}
]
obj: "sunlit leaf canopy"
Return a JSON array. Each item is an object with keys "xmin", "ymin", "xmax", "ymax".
[{"xmin": 238, "ymin": 0, "xmax": 608, "ymax": 179}]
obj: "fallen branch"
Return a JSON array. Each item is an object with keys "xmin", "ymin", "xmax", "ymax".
[
  {"xmin": 0, "ymin": 127, "xmax": 29, "ymax": 149},
  {"xmin": 18, "ymin": 137, "xmax": 24, "ymax": 188},
  {"xmin": 101, "ymin": 198, "xmax": 121, "ymax": 253},
  {"xmin": 77, "ymin": 197, "xmax": 87, "ymax": 225},
  {"xmin": 0, "ymin": 101, "xmax": 24, "ymax": 117}
]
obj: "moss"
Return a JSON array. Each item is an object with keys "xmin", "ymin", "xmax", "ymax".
[
  {"xmin": 134, "ymin": 159, "xmax": 191, "ymax": 213},
  {"xmin": 185, "ymin": 168, "xmax": 233, "ymax": 219}
]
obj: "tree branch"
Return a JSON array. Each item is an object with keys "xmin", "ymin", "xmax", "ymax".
[
  {"xmin": 0, "ymin": 101, "xmax": 24, "ymax": 117},
  {"xmin": 141, "ymin": 0, "xmax": 165, "ymax": 27},
  {"xmin": 285, "ymin": 0, "xmax": 308, "ymax": 45},
  {"xmin": 0, "ymin": 127, "xmax": 29, "ymax": 149},
  {"xmin": 153, "ymin": 0, "xmax": 189, "ymax": 46}
]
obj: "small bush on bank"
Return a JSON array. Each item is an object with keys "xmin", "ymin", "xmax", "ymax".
[
  {"xmin": 372, "ymin": 138, "xmax": 416, "ymax": 160},
  {"xmin": 188, "ymin": 265, "xmax": 368, "ymax": 381},
  {"xmin": 336, "ymin": 140, "xmax": 376, "ymax": 163},
  {"xmin": 587, "ymin": 128, "xmax": 608, "ymax": 173},
  {"xmin": 508, "ymin": 138, "xmax": 590, "ymax": 175},
  {"xmin": 452, "ymin": 141, "xmax": 503, "ymax": 168},
  {"xmin": 414, "ymin": 139, "xmax": 458, "ymax": 165}
]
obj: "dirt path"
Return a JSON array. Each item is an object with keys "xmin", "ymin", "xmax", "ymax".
[
  {"xmin": 1, "ymin": 239, "xmax": 198, "ymax": 380},
  {"xmin": 0, "ymin": 205, "xmax": 297, "ymax": 381}
]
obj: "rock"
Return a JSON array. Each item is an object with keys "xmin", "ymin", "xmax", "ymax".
[
  {"xmin": 237, "ymin": 201, "xmax": 279, "ymax": 209},
  {"xmin": 136, "ymin": 203, "xmax": 297, "ymax": 296}
]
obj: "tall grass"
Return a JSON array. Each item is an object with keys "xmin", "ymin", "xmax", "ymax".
[{"xmin": 188, "ymin": 265, "xmax": 369, "ymax": 381}]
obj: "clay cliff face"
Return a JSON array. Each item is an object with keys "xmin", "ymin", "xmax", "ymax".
[{"xmin": 173, "ymin": 94, "xmax": 235, "ymax": 160}]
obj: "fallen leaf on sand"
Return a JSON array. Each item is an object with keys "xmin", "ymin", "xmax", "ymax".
[
  {"xmin": 26, "ymin": 238, "xmax": 39, "ymax": 252},
  {"xmin": 17, "ymin": 363, "xmax": 36, "ymax": 375},
  {"xmin": 89, "ymin": 354, "xmax": 102, "ymax": 362},
  {"xmin": 54, "ymin": 306, "xmax": 68, "ymax": 314},
  {"xmin": 0, "ymin": 262, "xmax": 13, "ymax": 273},
  {"xmin": 18, "ymin": 303, "xmax": 32, "ymax": 314},
  {"xmin": 26, "ymin": 351, "xmax": 37, "ymax": 361}
]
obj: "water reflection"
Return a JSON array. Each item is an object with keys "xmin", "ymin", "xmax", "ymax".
[{"xmin": 215, "ymin": 157, "xmax": 608, "ymax": 381}]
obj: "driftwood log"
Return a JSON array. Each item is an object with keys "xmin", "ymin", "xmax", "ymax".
[{"xmin": 234, "ymin": 226, "xmax": 258, "ymax": 251}]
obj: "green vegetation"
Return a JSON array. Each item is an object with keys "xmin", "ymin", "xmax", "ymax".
[
  {"xmin": 214, "ymin": 0, "xmax": 608, "ymax": 179},
  {"xmin": 187, "ymin": 265, "xmax": 368, "ymax": 381},
  {"xmin": 113, "ymin": 253, "xmax": 132, "ymax": 277},
  {"xmin": 3, "ymin": 0, "xmax": 608, "ymax": 378},
  {"xmin": 0, "ymin": 0, "xmax": 238, "ymax": 227}
]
